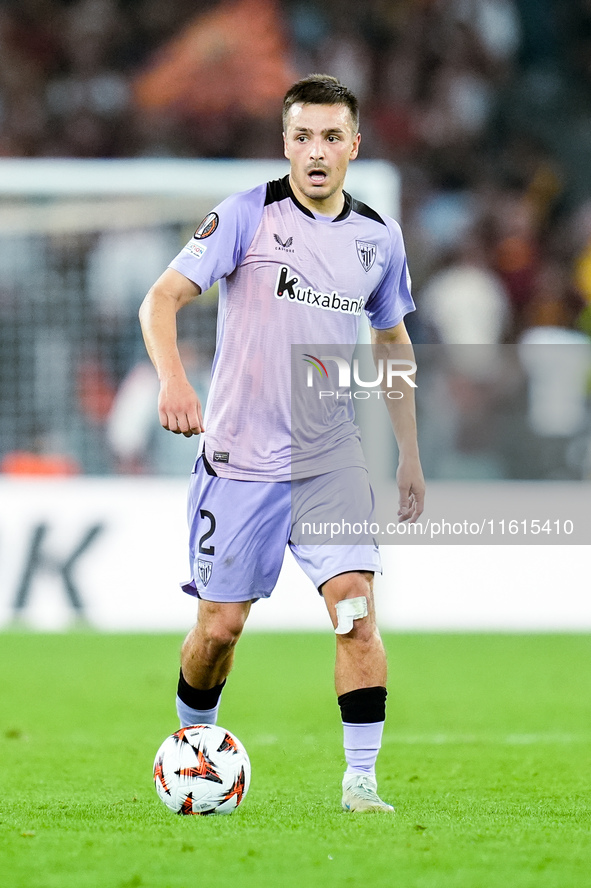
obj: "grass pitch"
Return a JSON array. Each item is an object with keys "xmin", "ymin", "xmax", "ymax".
[{"xmin": 1, "ymin": 631, "xmax": 589, "ymax": 888}]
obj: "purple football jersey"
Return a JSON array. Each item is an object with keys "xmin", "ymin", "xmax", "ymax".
[{"xmin": 169, "ymin": 176, "xmax": 414, "ymax": 481}]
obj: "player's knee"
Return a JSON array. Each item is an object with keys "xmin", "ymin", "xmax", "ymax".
[
  {"xmin": 202, "ymin": 617, "xmax": 243, "ymax": 653},
  {"xmin": 184, "ymin": 612, "xmax": 245, "ymax": 662},
  {"xmin": 323, "ymin": 572, "xmax": 375, "ymax": 636},
  {"xmin": 323, "ymin": 570, "xmax": 373, "ymax": 600},
  {"xmin": 206, "ymin": 606, "xmax": 249, "ymax": 648},
  {"xmin": 194, "ymin": 601, "xmax": 249, "ymax": 650},
  {"xmin": 334, "ymin": 595, "xmax": 380, "ymax": 640}
]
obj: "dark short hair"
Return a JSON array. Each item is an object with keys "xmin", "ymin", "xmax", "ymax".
[{"xmin": 282, "ymin": 74, "xmax": 359, "ymax": 133}]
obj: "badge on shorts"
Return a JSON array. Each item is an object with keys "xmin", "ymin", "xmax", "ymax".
[
  {"xmin": 197, "ymin": 559, "xmax": 212, "ymax": 587},
  {"xmin": 194, "ymin": 212, "xmax": 219, "ymax": 239}
]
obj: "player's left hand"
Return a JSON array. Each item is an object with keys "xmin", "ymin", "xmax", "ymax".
[{"xmin": 396, "ymin": 456, "xmax": 425, "ymax": 523}]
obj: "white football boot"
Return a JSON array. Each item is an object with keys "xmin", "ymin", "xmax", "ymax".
[{"xmin": 341, "ymin": 774, "xmax": 395, "ymax": 813}]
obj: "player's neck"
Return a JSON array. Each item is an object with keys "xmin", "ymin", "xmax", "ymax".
[{"xmin": 288, "ymin": 176, "xmax": 345, "ymax": 219}]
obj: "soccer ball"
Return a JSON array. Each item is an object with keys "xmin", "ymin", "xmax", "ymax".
[{"xmin": 153, "ymin": 724, "xmax": 251, "ymax": 816}]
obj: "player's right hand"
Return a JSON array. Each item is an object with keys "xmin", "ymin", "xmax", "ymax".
[{"xmin": 158, "ymin": 377, "xmax": 204, "ymax": 436}]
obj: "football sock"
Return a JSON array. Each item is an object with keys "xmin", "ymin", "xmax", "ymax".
[
  {"xmin": 176, "ymin": 670, "xmax": 226, "ymax": 728},
  {"xmin": 338, "ymin": 686, "xmax": 387, "ymax": 778}
]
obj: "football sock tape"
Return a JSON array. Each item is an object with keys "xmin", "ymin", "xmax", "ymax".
[
  {"xmin": 338, "ymin": 686, "xmax": 387, "ymax": 723},
  {"xmin": 177, "ymin": 669, "xmax": 226, "ymax": 709}
]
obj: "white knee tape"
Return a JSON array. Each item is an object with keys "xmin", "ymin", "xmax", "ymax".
[{"xmin": 335, "ymin": 596, "xmax": 368, "ymax": 635}]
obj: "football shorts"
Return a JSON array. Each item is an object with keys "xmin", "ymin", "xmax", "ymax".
[{"xmin": 181, "ymin": 457, "xmax": 382, "ymax": 602}]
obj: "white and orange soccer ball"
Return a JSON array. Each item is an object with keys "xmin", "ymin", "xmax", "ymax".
[{"xmin": 153, "ymin": 724, "xmax": 251, "ymax": 815}]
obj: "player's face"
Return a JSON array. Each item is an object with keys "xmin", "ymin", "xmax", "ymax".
[{"xmin": 283, "ymin": 102, "xmax": 360, "ymax": 217}]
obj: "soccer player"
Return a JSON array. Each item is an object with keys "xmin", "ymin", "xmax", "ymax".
[{"xmin": 139, "ymin": 75, "xmax": 425, "ymax": 813}]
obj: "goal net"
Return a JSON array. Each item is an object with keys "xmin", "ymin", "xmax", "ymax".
[{"xmin": 0, "ymin": 158, "xmax": 399, "ymax": 476}]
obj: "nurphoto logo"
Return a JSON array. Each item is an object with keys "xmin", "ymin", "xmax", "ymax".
[{"xmin": 303, "ymin": 353, "xmax": 417, "ymax": 400}]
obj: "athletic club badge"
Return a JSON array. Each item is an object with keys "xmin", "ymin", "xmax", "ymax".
[
  {"xmin": 356, "ymin": 240, "xmax": 377, "ymax": 272},
  {"xmin": 197, "ymin": 559, "xmax": 213, "ymax": 586}
]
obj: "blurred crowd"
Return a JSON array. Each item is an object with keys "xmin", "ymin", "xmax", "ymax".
[
  {"xmin": 3, "ymin": 0, "xmax": 591, "ymax": 342},
  {"xmin": 2, "ymin": 0, "xmax": 591, "ymax": 477}
]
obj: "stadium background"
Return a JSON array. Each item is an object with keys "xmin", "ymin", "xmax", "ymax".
[{"xmin": 0, "ymin": 0, "xmax": 590, "ymax": 632}]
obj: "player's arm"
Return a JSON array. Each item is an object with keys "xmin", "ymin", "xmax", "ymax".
[
  {"xmin": 138, "ymin": 268, "xmax": 204, "ymax": 436},
  {"xmin": 371, "ymin": 320, "xmax": 425, "ymax": 522}
]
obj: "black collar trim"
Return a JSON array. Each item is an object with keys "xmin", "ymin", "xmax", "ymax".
[{"xmin": 265, "ymin": 175, "xmax": 352, "ymax": 222}]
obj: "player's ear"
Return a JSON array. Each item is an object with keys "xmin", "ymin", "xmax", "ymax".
[
  {"xmin": 283, "ymin": 132, "xmax": 289, "ymax": 160},
  {"xmin": 350, "ymin": 131, "xmax": 361, "ymax": 160}
]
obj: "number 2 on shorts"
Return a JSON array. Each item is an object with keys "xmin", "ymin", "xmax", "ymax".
[{"xmin": 198, "ymin": 509, "xmax": 216, "ymax": 555}]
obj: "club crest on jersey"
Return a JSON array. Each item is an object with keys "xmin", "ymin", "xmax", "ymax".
[
  {"xmin": 194, "ymin": 212, "xmax": 219, "ymax": 239},
  {"xmin": 356, "ymin": 240, "xmax": 377, "ymax": 272},
  {"xmin": 197, "ymin": 559, "xmax": 212, "ymax": 587}
]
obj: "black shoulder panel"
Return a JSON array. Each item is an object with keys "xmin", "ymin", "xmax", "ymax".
[
  {"xmin": 350, "ymin": 196, "xmax": 387, "ymax": 226},
  {"xmin": 265, "ymin": 176, "xmax": 291, "ymax": 206}
]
